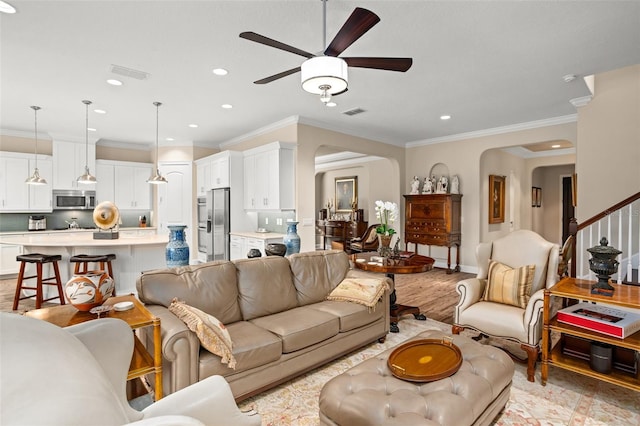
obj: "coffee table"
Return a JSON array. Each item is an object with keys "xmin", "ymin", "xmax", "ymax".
[
  {"xmin": 25, "ymin": 294, "xmax": 163, "ymax": 400},
  {"xmin": 352, "ymin": 252, "xmax": 434, "ymax": 333}
]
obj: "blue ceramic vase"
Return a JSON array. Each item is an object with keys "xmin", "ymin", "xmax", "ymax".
[
  {"xmin": 283, "ymin": 221, "xmax": 300, "ymax": 256},
  {"xmin": 166, "ymin": 225, "xmax": 190, "ymax": 267}
]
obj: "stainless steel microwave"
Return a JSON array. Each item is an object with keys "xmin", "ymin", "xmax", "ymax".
[{"xmin": 52, "ymin": 190, "xmax": 96, "ymax": 210}]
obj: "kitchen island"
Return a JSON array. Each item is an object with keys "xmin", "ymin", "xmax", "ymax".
[{"xmin": 0, "ymin": 231, "xmax": 169, "ymax": 296}]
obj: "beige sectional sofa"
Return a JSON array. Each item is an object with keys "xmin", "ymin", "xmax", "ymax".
[{"xmin": 136, "ymin": 250, "xmax": 391, "ymax": 401}]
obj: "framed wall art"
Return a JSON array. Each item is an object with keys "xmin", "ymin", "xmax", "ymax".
[
  {"xmin": 335, "ymin": 176, "xmax": 357, "ymax": 212},
  {"xmin": 532, "ymin": 187, "xmax": 542, "ymax": 208},
  {"xmin": 489, "ymin": 175, "xmax": 505, "ymax": 224}
]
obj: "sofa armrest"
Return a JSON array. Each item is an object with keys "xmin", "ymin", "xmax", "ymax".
[
  {"xmin": 140, "ymin": 305, "xmax": 201, "ymax": 395},
  {"xmin": 126, "ymin": 415, "xmax": 205, "ymax": 425},
  {"xmin": 140, "ymin": 376, "xmax": 261, "ymax": 426},
  {"xmin": 454, "ymin": 278, "xmax": 486, "ymax": 323}
]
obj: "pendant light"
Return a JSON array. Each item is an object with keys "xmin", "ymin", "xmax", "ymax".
[
  {"xmin": 147, "ymin": 101, "xmax": 167, "ymax": 184},
  {"xmin": 77, "ymin": 100, "xmax": 97, "ymax": 184},
  {"xmin": 25, "ymin": 105, "xmax": 47, "ymax": 185}
]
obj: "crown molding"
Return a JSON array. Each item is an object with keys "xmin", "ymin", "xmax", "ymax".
[
  {"xmin": 405, "ymin": 114, "xmax": 578, "ymax": 148},
  {"xmin": 219, "ymin": 116, "xmax": 300, "ymax": 149},
  {"xmin": 48, "ymin": 132, "xmax": 98, "ymax": 144},
  {"xmin": 97, "ymin": 139, "xmax": 153, "ymax": 151},
  {"xmin": 501, "ymin": 146, "xmax": 576, "ymax": 159},
  {"xmin": 315, "ymin": 151, "xmax": 384, "ymax": 172}
]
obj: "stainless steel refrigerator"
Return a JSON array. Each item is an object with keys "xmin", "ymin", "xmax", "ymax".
[{"xmin": 204, "ymin": 188, "xmax": 230, "ymax": 261}]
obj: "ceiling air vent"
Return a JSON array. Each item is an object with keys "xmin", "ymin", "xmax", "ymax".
[
  {"xmin": 110, "ymin": 64, "xmax": 150, "ymax": 80},
  {"xmin": 342, "ymin": 108, "xmax": 366, "ymax": 116}
]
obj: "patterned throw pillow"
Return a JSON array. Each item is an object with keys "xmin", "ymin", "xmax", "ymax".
[
  {"xmin": 482, "ymin": 260, "xmax": 536, "ymax": 308},
  {"xmin": 327, "ymin": 278, "xmax": 388, "ymax": 310},
  {"xmin": 169, "ymin": 298, "xmax": 236, "ymax": 369}
]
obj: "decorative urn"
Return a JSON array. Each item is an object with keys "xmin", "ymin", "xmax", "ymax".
[
  {"xmin": 65, "ymin": 271, "xmax": 115, "ymax": 311},
  {"xmin": 587, "ymin": 237, "xmax": 622, "ymax": 296}
]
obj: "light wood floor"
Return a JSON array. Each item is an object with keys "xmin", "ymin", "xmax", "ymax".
[{"xmin": 1, "ymin": 267, "xmax": 474, "ymax": 323}]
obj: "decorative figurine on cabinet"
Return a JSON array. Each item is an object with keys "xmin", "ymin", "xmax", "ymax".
[
  {"xmin": 422, "ymin": 177, "xmax": 433, "ymax": 194},
  {"xmin": 451, "ymin": 175, "xmax": 460, "ymax": 194},
  {"xmin": 410, "ymin": 176, "xmax": 421, "ymax": 194}
]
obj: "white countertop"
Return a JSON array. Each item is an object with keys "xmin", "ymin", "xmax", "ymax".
[
  {"xmin": 0, "ymin": 227, "xmax": 156, "ymax": 236},
  {"xmin": 0, "ymin": 232, "xmax": 168, "ymax": 247},
  {"xmin": 229, "ymin": 231, "xmax": 286, "ymax": 240}
]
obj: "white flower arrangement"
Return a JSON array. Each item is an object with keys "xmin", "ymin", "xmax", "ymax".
[{"xmin": 374, "ymin": 200, "xmax": 398, "ymax": 236}]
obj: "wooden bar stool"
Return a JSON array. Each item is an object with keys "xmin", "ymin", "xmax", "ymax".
[
  {"xmin": 69, "ymin": 254, "xmax": 117, "ymax": 295},
  {"xmin": 13, "ymin": 253, "xmax": 65, "ymax": 310}
]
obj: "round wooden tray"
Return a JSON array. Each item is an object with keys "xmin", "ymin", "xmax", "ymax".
[{"xmin": 387, "ymin": 338, "xmax": 463, "ymax": 382}]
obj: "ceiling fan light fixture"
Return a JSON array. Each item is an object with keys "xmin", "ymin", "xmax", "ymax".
[{"xmin": 301, "ymin": 56, "xmax": 348, "ymax": 95}]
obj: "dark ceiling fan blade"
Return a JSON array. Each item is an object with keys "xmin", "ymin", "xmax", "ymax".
[
  {"xmin": 324, "ymin": 8, "xmax": 380, "ymax": 57},
  {"xmin": 343, "ymin": 57, "xmax": 413, "ymax": 72},
  {"xmin": 240, "ymin": 31, "xmax": 315, "ymax": 59},
  {"xmin": 254, "ymin": 67, "xmax": 301, "ymax": 84}
]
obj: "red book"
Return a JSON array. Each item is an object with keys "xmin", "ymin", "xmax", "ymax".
[{"xmin": 557, "ymin": 302, "xmax": 640, "ymax": 339}]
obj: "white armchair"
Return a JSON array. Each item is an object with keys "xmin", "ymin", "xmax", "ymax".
[
  {"xmin": 0, "ymin": 313, "xmax": 261, "ymax": 426},
  {"xmin": 452, "ymin": 230, "xmax": 559, "ymax": 382}
]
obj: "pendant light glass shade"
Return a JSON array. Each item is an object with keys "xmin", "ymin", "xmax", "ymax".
[
  {"xmin": 77, "ymin": 100, "xmax": 97, "ymax": 184},
  {"xmin": 148, "ymin": 101, "xmax": 167, "ymax": 184},
  {"xmin": 25, "ymin": 105, "xmax": 47, "ymax": 185}
]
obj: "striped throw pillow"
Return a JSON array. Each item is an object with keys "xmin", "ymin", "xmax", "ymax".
[{"xmin": 483, "ymin": 260, "xmax": 536, "ymax": 308}]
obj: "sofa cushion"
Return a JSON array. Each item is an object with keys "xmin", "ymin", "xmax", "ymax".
[
  {"xmin": 250, "ymin": 306, "xmax": 340, "ymax": 353},
  {"xmin": 326, "ymin": 277, "xmax": 388, "ymax": 309},
  {"xmin": 289, "ymin": 250, "xmax": 350, "ymax": 306},
  {"xmin": 234, "ymin": 256, "xmax": 298, "ymax": 321},
  {"xmin": 199, "ymin": 321, "xmax": 282, "ymax": 378},
  {"xmin": 307, "ymin": 299, "xmax": 386, "ymax": 332},
  {"xmin": 136, "ymin": 261, "xmax": 243, "ymax": 325},
  {"xmin": 169, "ymin": 299, "xmax": 236, "ymax": 369},
  {"xmin": 482, "ymin": 260, "xmax": 535, "ymax": 308}
]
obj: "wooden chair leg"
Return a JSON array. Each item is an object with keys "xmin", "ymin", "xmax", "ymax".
[
  {"xmin": 521, "ymin": 344, "xmax": 539, "ymax": 382},
  {"xmin": 52, "ymin": 261, "xmax": 65, "ymax": 305},
  {"xmin": 35, "ymin": 262, "xmax": 43, "ymax": 309},
  {"xmin": 12, "ymin": 261, "xmax": 27, "ymax": 310}
]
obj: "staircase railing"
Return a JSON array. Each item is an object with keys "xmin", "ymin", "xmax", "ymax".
[{"xmin": 570, "ymin": 192, "xmax": 640, "ymax": 284}]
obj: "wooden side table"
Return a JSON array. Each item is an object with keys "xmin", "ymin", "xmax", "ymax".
[{"xmin": 25, "ymin": 294, "xmax": 163, "ymax": 400}]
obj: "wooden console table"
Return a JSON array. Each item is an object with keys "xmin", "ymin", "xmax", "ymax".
[
  {"xmin": 25, "ymin": 294, "xmax": 163, "ymax": 400},
  {"xmin": 542, "ymin": 277, "xmax": 640, "ymax": 391},
  {"xmin": 316, "ymin": 219, "xmax": 368, "ymax": 251},
  {"xmin": 404, "ymin": 194, "xmax": 462, "ymax": 273}
]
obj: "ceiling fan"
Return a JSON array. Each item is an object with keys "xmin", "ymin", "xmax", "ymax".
[{"xmin": 239, "ymin": 2, "xmax": 413, "ymax": 105}]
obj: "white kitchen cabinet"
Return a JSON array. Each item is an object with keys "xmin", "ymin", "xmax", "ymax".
[
  {"xmin": 195, "ymin": 159, "xmax": 211, "ymax": 196},
  {"xmin": 230, "ymin": 235, "xmax": 245, "ymax": 260},
  {"xmin": 243, "ymin": 142, "xmax": 295, "ymax": 210},
  {"xmin": 52, "ymin": 140, "xmax": 96, "ymax": 190},
  {"xmin": 0, "ymin": 243, "xmax": 23, "ymax": 276},
  {"xmin": 95, "ymin": 160, "xmax": 115, "ymax": 203},
  {"xmin": 0, "ymin": 152, "xmax": 52, "ymax": 212},
  {"xmin": 28, "ymin": 158, "xmax": 53, "ymax": 211},
  {"xmin": 95, "ymin": 160, "xmax": 152, "ymax": 210},
  {"xmin": 196, "ymin": 151, "xmax": 242, "ymax": 195}
]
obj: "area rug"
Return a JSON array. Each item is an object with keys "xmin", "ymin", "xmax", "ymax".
[{"xmin": 238, "ymin": 317, "xmax": 640, "ymax": 426}]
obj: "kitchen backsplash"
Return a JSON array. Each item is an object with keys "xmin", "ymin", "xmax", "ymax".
[
  {"xmin": 0, "ymin": 210, "xmax": 151, "ymax": 233},
  {"xmin": 257, "ymin": 211, "xmax": 297, "ymax": 234}
]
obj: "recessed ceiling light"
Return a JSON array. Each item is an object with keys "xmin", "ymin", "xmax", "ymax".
[
  {"xmin": 106, "ymin": 79, "xmax": 123, "ymax": 86},
  {"xmin": 87, "ymin": 128, "xmax": 97, "ymax": 132},
  {"xmin": 551, "ymin": 144, "xmax": 561, "ymax": 148},
  {"xmin": 166, "ymin": 137, "xmax": 174, "ymax": 141},
  {"xmin": 221, "ymin": 104, "xmax": 233, "ymax": 109},
  {"xmin": 188, "ymin": 124, "xmax": 198, "ymax": 128},
  {"xmin": 0, "ymin": 1, "xmax": 16, "ymax": 13},
  {"xmin": 94, "ymin": 109, "xmax": 106, "ymax": 114},
  {"xmin": 212, "ymin": 68, "xmax": 228, "ymax": 76},
  {"xmin": 440, "ymin": 115, "xmax": 451, "ymax": 120},
  {"xmin": 326, "ymin": 102, "xmax": 337, "ymax": 107}
]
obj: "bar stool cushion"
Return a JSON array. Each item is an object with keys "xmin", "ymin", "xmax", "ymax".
[{"xmin": 16, "ymin": 253, "xmax": 62, "ymax": 263}]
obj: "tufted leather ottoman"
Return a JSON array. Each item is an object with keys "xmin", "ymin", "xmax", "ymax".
[{"xmin": 319, "ymin": 330, "xmax": 514, "ymax": 426}]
